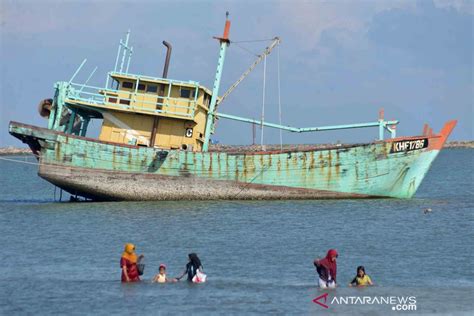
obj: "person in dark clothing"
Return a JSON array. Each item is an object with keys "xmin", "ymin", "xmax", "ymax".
[
  {"xmin": 314, "ymin": 249, "xmax": 338, "ymax": 288},
  {"xmin": 176, "ymin": 253, "xmax": 203, "ymax": 282}
]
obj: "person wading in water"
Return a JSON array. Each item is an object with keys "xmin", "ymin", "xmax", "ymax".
[
  {"xmin": 176, "ymin": 253, "xmax": 203, "ymax": 282},
  {"xmin": 314, "ymin": 249, "xmax": 338, "ymax": 289},
  {"xmin": 349, "ymin": 266, "xmax": 374, "ymax": 287},
  {"xmin": 120, "ymin": 243, "xmax": 143, "ymax": 283}
]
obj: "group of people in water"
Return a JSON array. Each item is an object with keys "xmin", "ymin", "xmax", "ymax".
[
  {"xmin": 314, "ymin": 249, "xmax": 374, "ymax": 288},
  {"xmin": 120, "ymin": 243, "xmax": 205, "ymax": 283},
  {"xmin": 121, "ymin": 244, "xmax": 373, "ymax": 288}
]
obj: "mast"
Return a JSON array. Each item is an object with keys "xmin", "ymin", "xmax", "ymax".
[{"xmin": 202, "ymin": 13, "xmax": 231, "ymax": 152}]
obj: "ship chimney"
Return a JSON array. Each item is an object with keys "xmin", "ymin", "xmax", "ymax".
[
  {"xmin": 162, "ymin": 41, "xmax": 172, "ymax": 78},
  {"xmin": 150, "ymin": 41, "xmax": 172, "ymax": 147}
]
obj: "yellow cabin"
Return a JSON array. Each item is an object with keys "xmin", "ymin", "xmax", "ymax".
[
  {"xmin": 65, "ymin": 71, "xmax": 213, "ymax": 152},
  {"xmin": 97, "ymin": 73, "xmax": 212, "ymax": 151}
]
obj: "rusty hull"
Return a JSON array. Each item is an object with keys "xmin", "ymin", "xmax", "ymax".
[{"xmin": 9, "ymin": 120, "xmax": 456, "ymax": 201}]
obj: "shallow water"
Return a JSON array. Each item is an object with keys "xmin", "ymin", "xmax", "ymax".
[{"xmin": 0, "ymin": 149, "xmax": 473, "ymax": 315}]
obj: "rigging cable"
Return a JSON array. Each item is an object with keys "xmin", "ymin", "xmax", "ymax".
[
  {"xmin": 231, "ymin": 163, "xmax": 271, "ymax": 199},
  {"xmin": 277, "ymin": 45, "xmax": 283, "ymax": 151},
  {"xmin": 260, "ymin": 54, "xmax": 267, "ymax": 148},
  {"xmin": 232, "ymin": 42, "xmax": 259, "ymax": 57},
  {"xmin": 0, "ymin": 157, "xmax": 68, "ymax": 202},
  {"xmin": 231, "ymin": 38, "xmax": 275, "ymax": 43}
]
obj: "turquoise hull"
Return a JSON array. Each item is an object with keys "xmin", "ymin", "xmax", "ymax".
[{"xmin": 8, "ymin": 121, "xmax": 456, "ymax": 201}]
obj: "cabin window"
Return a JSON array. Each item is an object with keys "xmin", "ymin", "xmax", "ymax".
[
  {"xmin": 180, "ymin": 88, "xmax": 191, "ymax": 98},
  {"xmin": 122, "ymin": 81, "xmax": 134, "ymax": 89},
  {"xmin": 204, "ymin": 94, "xmax": 210, "ymax": 106},
  {"xmin": 191, "ymin": 89, "xmax": 198, "ymax": 99},
  {"xmin": 137, "ymin": 83, "xmax": 146, "ymax": 91},
  {"xmin": 119, "ymin": 99, "xmax": 130, "ymax": 105},
  {"xmin": 108, "ymin": 97, "xmax": 117, "ymax": 103},
  {"xmin": 112, "ymin": 79, "xmax": 120, "ymax": 90},
  {"xmin": 146, "ymin": 84, "xmax": 158, "ymax": 93}
]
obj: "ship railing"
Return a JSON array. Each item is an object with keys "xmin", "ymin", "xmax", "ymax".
[
  {"xmin": 66, "ymin": 82, "xmax": 196, "ymax": 119},
  {"xmin": 216, "ymin": 112, "xmax": 400, "ymax": 140},
  {"xmin": 109, "ymin": 71, "xmax": 200, "ymax": 87}
]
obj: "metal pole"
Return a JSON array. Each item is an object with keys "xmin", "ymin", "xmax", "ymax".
[
  {"xmin": 114, "ymin": 40, "xmax": 122, "ymax": 72},
  {"xmin": 80, "ymin": 118, "xmax": 90, "ymax": 137},
  {"xmin": 378, "ymin": 108, "xmax": 384, "ymax": 140},
  {"xmin": 379, "ymin": 121, "xmax": 384, "ymax": 140},
  {"xmin": 252, "ymin": 120, "xmax": 256, "ymax": 145},
  {"xmin": 106, "ymin": 72, "xmax": 111, "ymax": 89},
  {"xmin": 216, "ymin": 112, "xmax": 399, "ymax": 133},
  {"xmin": 79, "ymin": 66, "xmax": 98, "ymax": 94},
  {"xmin": 203, "ymin": 42, "xmax": 227, "ymax": 151},
  {"xmin": 119, "ymin": 30, "xmax": 130, "ymax": 73},
  {"xmin": 68, "ymin": 59, "xmax": 87, "ymax": 84},
  {"xmin": 126, "ymin": 47, "xmax": 133, "ymax": 74},
  {"xmin": 162, "ymin": 41, "xmax": 172, "ymax": 78},
  {"xmin": 53, "ymin": 82, "xmax": 68, "ymax": 130},
  {"xmin": 67, "ymin": 111, "xmax": 76, "ymax": 134},
  {"xmin": 133, "ymin": 77, "xmax": 139, "ymax": 108},
  {"xmin": 203, "ymin": 15, "xmax": 231, "ymax": 151}
]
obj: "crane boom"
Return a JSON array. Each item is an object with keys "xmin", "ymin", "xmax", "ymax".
[{"xmin": 217, "ymin": 37, "xmax": 280, "ymax": 106}]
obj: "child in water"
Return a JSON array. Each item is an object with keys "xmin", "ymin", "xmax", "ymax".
[
  {"xmin": 349, "ymin": 266, "xmax": 374, "ymax": 287},
  {"xmin": 152, "ymin": 264, "xmax": 177, "ymax": 283}
]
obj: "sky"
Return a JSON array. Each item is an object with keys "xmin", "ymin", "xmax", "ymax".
[{"xmin": 0, "ymin": 0, "xmax": 472, "ymax": 147}]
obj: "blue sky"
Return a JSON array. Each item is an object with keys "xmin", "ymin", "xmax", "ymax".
[{"xmin": 1, "ymin": 0, "xmax": 472, "ymax": 146}]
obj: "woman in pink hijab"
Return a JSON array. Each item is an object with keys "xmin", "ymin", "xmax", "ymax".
[{"xmin": 314, "ymin": 249, "xmax": 338, "ymax": 288}]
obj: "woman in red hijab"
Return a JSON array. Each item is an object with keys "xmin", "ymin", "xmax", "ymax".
[
  {"xmin": 314, "ymin": 249, "xmax": 338, "ymax": 288},
  {"xmin": 120, "ymin": 243, "xmax": 143, "ymax": 282}
]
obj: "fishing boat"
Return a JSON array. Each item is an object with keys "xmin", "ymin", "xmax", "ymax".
[{"xmin": 9, "ymin": 15, "xmax": 456, "ymax": 201}]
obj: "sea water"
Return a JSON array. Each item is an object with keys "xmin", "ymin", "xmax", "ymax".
[{"xmin": 0, "ymin": 149, "xmax": 472, "ymax": 315}]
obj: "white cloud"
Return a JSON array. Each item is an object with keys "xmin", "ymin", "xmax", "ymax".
[
  {"xmin": 433, "ymin": 0, "xmax": 474, "ymax": 14},
  {"xmin": 277, "ymin": 0, "xmax": 415, "ymax": 50}
]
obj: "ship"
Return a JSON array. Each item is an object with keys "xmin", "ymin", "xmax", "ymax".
[{"xmin": 9, "ymin": 15, "xmax": 456, "ymax": 201}]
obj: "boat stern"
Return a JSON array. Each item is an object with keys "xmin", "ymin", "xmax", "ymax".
[{"xmin": 8, "ymin": 121, "xmax": 57, "ymax": 157}]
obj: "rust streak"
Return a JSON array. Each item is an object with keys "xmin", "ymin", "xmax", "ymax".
[{"xmin": 327, "ymin": 150, "xmax": 332, "ymax": 183}]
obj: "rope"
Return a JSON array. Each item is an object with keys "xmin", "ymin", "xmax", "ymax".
[
  {"xmin": 0, "ymin": 156, "xmax": 39, "ymax": 165},
  {"xmin": 260, "ymin": 55, "xmax": 267, "ymax": 149},
  {"xmin": 1, "ymin": 156, "xmax": 72, "ymax": 202},
  {"xmin": 233, "ymin": 42, "xmax": 259, "ymax": 57},
  {"xmin": 231, "ymin": 38, "xmax": 275, "ymax": 43},
  {"xmin": 277, "ymin": 45, "xmax": 283, "ymax": 151},
  {"xmin": 0, "ymin": 150, "xmax": 182, "ymax": 173},
  {"xmin": 232, "ymin": 164, "xmax": 271, "ymax": 199}
]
